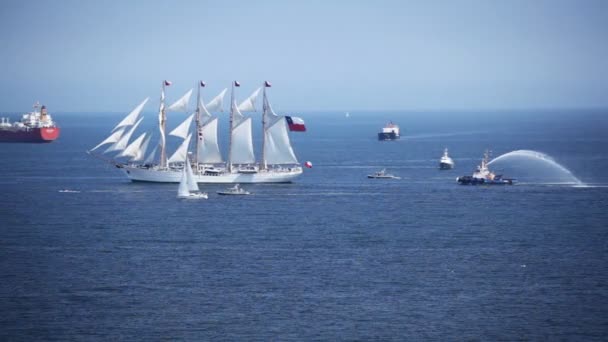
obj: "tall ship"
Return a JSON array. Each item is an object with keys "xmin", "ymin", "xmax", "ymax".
[
  {"xmin": 0, "ymin": 102, "xmax": 60, "ymax": 143},
  {"xmin": 457, "ymin": 150, "xmax": 514, "ymax": 185},
  {"xmin": 88, "ymin": 80, "xmax": 305, "ymax": 183},
  {"xmin": 378, "ymin": 122, "xmax": 400, "ymax": 141},
  {"xmin": 439, "ymin": 148, "xmax": 454, "ymax": 170}
]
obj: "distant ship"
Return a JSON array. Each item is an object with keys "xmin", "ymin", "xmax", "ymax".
[
  {"xmin": 89, "ymin": 80, "xmax": 305, "ymax": 183},
  {"xmin": 378, "ymin": 122, "xmax": 400, "ymax": 141},
  {"xmin": 457, "ymin": 150, "xmax": 514, "ymax": 185},
  {"xmin": 0, "ymin": 102, "xmax": 60, "ymax": 143},
  {"xmin": 367, "ymin": 169, "xmax": 401, "ymax": 179},
  {"xmin": 439, "ymin": 148, "xmax": 454, "ymax": 170}
]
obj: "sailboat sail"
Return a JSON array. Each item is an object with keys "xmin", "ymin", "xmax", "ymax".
[
  {"xmin": 177, "ymin": 167, "xmax": 190, "ymax": 197},
  {"xmin": 143, "ymin": 144, "xmax": 158, "ymax": 164},
  {"xmin": 264, "ymin": 112, "xmax": 298, "ymax": 165},
  {"xmin": 105, "ymin": 116, "xmax": 144, "ymax": 153},
  {"xmin": 167, "ymin": 89, "xmax": 193, "ymax": 112},
  {"xmin": 168, "ymin": 133, "xmax": 192, "ymax": 163},
  {"xmin": 169, "ymin": 113, "xmax": 194, "ymax": 139},
  {"xmin": 117, "ymin": 132, "xmax": 147, "ymax": 159},
  {"xmin": 185, "ymin": 159, "xmax": 199, "ymax": 192},
  {"xmin": 197, "ymin": 117, "xmax": 223, "ymax": 163},
  {"xmin": 90, "ymin": 126, "xmax": 127, "ymax": 152},
  {"xmin": 131, "ymin": 134, "xmax": 152, "ymax": 162},
  {"xmin": 230, "ymin": 99, "xmax": 255, "ymax": 164},
  {"xmin": 237, "ymin": 88, "xmax": 261, "ymax": 112},
  {"xmin": 112, "ymin": 98, "xmax": 148, "ymax": 132},
  {"xmin": 204, "ymin": 89, "xmax": 227, "ymax": 112}
]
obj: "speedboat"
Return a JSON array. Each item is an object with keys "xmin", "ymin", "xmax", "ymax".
[
  {"xmin": 367, "ymin": 169, "xmax": 401, "ymax": 179},
  {"xmin": 217, "ymin": 184, "xmax": 251, "ymax": 195},
  {"xmin": 439, "ymin": 148, "xmax": 454, "ymax": 170},
  {"xmin": 457, "ymin": 150, "xmax": 514, "ymax": 185}
]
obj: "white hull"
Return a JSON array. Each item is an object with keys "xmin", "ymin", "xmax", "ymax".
[{"xmin": 123, "ymin": 165, "xmax": 303, "ymax": 183}]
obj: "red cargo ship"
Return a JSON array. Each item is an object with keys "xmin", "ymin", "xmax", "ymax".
[{"xmin": 0, "ymin": 102, "xmax": 60, "ymax": 143}]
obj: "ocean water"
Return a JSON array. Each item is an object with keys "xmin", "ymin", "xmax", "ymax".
[{"xmin": 1, "ymin": 109, "xmax": 607, "ymax": 340}]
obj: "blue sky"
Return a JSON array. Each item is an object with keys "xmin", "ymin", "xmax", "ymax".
[{"xmin": 0, "ymin": 0, "xmax": 606, "ymax": 112}]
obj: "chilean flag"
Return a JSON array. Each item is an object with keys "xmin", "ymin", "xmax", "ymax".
[
  {"xmin": 304, "ymin": 161, "xmax": 312, "ymax": 168},
  {"xmin": 200, "ymin": 81, "xmax": 206, "ymax": 87},
  {"xmin": 286, "ymin": 116, "xmax": 306, "ymax": 132},
  {"xmin": 234, "ymin": 81, "xmax": 240, "ymax": 87},
  {"xmin": 164, "ymin": 80, "xmax": 172, "ymax": 86},
  {"xmin": 264, "ymin": 81, "xmax": 272, "ymax": 87}
]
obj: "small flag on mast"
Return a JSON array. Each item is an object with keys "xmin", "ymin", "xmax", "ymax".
[
  {"xmin": 264, "ymin": 81, "xmax": 272, "ymax": 87},
  {"xmin": 200, "ymin": 81, "xmax": 206, "ymax": 87},
  {"xmin": 164, "ymin": 80, "xmax": 172, "ymax": 86},
  {"xmin": 304, "ymin": 161, "xmax": 313, "ymax": 168},
  {"xmin": 234, "ymin": 81, "xmax": 240, "ymax": 87}
]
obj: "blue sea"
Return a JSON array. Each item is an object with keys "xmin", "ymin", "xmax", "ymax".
[{"xmin": 1, "ymin": 109, "xmax": 607, "ymax": 340}]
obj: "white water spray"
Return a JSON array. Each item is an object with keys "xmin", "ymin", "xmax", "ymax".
[{"xmin": 487, "ymin": 150, "xmax": 584, "ymax": 185}]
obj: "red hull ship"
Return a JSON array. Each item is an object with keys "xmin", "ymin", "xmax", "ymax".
[{"xmin": 0, "ymin": 102, "xmax": 60, "ymax": 143}]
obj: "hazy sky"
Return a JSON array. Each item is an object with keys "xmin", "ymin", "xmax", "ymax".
[{"xmin": 0, "ymin": 0, "xmax": 606, "ymax": 112}]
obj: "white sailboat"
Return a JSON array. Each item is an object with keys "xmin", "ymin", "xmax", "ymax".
[
  {"xmin": 177, "ymin": 158, "xmax": 208, "ymax": 199},
  {"xmin": 111, "ymin": 80, "xmax": 303, "ymax": 183}
]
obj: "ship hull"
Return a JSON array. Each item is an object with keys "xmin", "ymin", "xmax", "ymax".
[
  {"xmin": 457, "ymin": 176, "xmax": 514, "ymax": 185},
  {"xmin": 378, "ymin": 132, "xmax": 399, "ymax": 141},
  {"xmin": 0, "ymin": 127, "xmax": 60, "ymax": 143},
  {"xmin": 439, "ymin": 162, "xmax": 454, "ymax": 170},
  {"xmin": 122, "ymin": 165, "xmax": 303, "ymax": 183}
]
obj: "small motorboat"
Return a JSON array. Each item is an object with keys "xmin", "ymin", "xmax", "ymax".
[
  {"xmin": 217, "ymin": 184, "xmax": 251, "ymax": 196},
  {"xmin": 367, "ymin": 169, "xmax": 401, "ymax": 179}
]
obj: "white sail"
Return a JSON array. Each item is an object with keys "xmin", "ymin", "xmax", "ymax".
[
  {"xmin": 117, "ymin": 132, "xmax": 147, "ymax": 159},
  {"xmin": 158, "ymin": 87, "xmax": 166, "ymax": 166},
  {"xmin": 230, "ymin": 117, "xmax": 255, "ymax": 164},
  {"xmin": 168, "ymin": 133, "xmax": 192, "ymax": 164},
  {"xmin": 205, "ymin": 88, "xmax": 227, "ymax": 112},
  {"xmin": 167, "ymin": 89, "xmax": 193, "ymax": 112},
  {"xmin": 185, "ymin": 158, "xmax": 199, "ymax": 192},
  {"xmin": 177, "ymin": 167, "xmax": 190, "ymax": 197},
  {"xmin": 90, "ymin": 126, "xmax": 127, "ymax": 152},
  {"xmin": 264, "ymin": 115, "xmax": 298, "ymax": 165},
  {"xmin": 132, "ymin": 134, "xmax": 152, "ymax": 162},
  {"xmin": 112, "ymin": 98, "xmax": 148, "ymax": 132},
  {"xmin": 237, "ymin": 87, "xmax": 261, "ymax": 112},
  {"xmin": 197, "ymin": 117, "xmax": 223, "ymax": 163},
  {"xmin": 169, "ymin": 113, "xmax": 194, "ymax": 139},
  {"xmin": 143, "ymin": 144, "xmax": 158, "ymax": 164},
  {"xmin": 105, "ymin": 116, "xmax": 144, "ymax": 153}
]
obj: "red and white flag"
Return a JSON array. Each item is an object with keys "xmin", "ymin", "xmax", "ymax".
[
  {"xmin": 264, "ymin": 81, "xmax": 272, "ymax": 87},
  {"xmin": 285, "ymin": 116, "xmax": 306, "ymax": 132},
  {"xmin": 234, "ymin": 81, "xmax": 240, "ymax": 87},
  {"xmin": 304, "ymin": 161, "xmax": 313, "ymax": 168},
  {"xmin": 164, "ymin": 80, "xmax": 172, "ymax": 86}
]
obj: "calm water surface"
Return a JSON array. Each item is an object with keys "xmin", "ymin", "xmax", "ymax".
[{"xmin": 1, "ymin": 110, "xmax": 607, "ymax": 340}]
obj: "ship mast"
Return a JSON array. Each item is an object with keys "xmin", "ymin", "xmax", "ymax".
[
  {"xmin": 195, "ymin": 81, "xmax": 202, "ymax": 166},
  {"xmin": 261, "ymin": 82, "xmax": 269, "ymax": 171},
  {"xmin": 227, "ymin": 81, "xmax": 236, "ymax": 173},
  {"xmin": 158, "ymin": 81, "xmax": 168, "ymax": 168}
]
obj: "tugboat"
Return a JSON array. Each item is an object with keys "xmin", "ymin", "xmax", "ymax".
[
  {"xmin": 0, "ymin": 102, "xmax": 60, "ymax": 143},
  {"xmin": 217, "ymin": 184, "xmax": 251, "ymax": 195},
  {"xmin": 378, "ymin": 122, "xmax": 400, "ymax": 141},
  {"xmin": 367, "ymin": 169, "xmax": 401, "ymax": 179},
  {"xmin": 439, "ymin": 148, "xmax": 455, "ymax": 170},
  {"xmin": 457, "ymin": 150, "xmax": 514, "ymax": 185}
]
